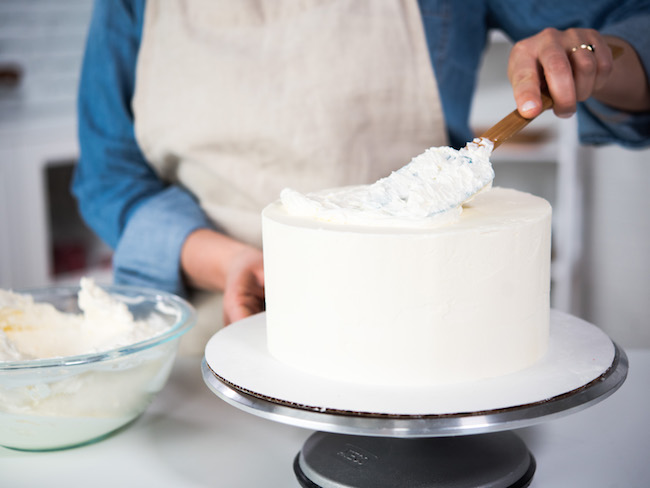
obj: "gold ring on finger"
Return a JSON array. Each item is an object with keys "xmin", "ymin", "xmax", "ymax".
[{"xmin": 571, "ymin": 43, "xmax": 595, "ymax": 54}]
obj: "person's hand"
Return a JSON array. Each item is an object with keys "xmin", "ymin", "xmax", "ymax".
[
  {"xmin": 508, "ymin": 28, "xmax": 650, "ymax": 120},
  {"xmin": 221, "ymin": 245, "xmax": 265, "ymax": 326},
  {"xmin": 180, "ymin": 228, "xmax": 265, "ymax": 325}
]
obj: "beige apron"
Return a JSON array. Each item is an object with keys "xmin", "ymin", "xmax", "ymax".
[{"xmin": 133, "ymin": 0, "xmax": 447, "ymax": 355}]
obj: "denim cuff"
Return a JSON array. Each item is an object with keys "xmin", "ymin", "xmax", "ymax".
[{"xmin": 113, "ymin": 185, "xmax": 214, "ymax": 296}]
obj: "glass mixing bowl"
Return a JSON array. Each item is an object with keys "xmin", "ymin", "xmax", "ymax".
[{"xmin": 0, "ymin": 284, "xmax": 195, "ymax": 451}]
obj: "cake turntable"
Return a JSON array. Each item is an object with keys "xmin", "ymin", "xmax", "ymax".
[{"xmin": 202, "ymin": 310, "xmax": 628, "ymax": 487}]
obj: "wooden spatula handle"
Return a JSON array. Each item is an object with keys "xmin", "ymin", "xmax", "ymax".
[{"xmin": 479, "ymin": 93, "xmax": 553, "ymax": 149}]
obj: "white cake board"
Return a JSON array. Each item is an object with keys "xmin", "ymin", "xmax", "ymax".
[{"xmin": 204, "ymin": 310, "xmax": 619, "ymax": 419}]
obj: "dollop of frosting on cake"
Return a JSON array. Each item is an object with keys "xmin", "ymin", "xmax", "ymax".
[{"xmin": 281, "ymin": 138, "xmax": 494, "ymax": 228}]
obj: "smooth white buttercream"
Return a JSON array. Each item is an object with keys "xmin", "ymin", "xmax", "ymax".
[{"xmin": 262, "ymin": 188, "xmax": 552, "ymax": 386}]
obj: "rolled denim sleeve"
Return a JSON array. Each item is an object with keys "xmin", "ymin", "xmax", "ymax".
[
  {"xmin": 113, "ymin": 186, "xmax": 214, "ymax": 296},
  {"xmin": 73, "ymin": 0, "xmax": 212, "ymax": 296}
]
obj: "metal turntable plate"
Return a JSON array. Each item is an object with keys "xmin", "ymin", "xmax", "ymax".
[{"xmin": 202, "ymin": 310, "xmax": 627, "ymax": 437}]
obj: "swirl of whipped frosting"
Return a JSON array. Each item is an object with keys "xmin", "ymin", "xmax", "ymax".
[
  {"xmin": 0, "ymin": 278, "xmax": 169, "ymax": 361},
  {"xmin": 280, "ymin": 138, "xmax": 495, "ymax": 228}
]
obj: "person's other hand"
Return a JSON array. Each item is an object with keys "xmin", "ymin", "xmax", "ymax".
[
  {"xmin": 508, "ymin": 27, "xmax": 617, "ymax": 119},
  {"xmin": 180, "ymin": 228, "xmax": 265, "ymax": 325},
  {"xmin": 222, "ymin": 245, "xmax": 265, "ymax": 326}
]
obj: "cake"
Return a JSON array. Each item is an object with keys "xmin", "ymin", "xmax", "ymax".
[{"xmin": 261, "ymin": 140, "xmax": 552, "ymax": 386}]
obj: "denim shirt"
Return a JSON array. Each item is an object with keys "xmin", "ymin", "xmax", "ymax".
[{"xmin": 73, "ymin": 0, "xmax": 650, "ymax": 296}]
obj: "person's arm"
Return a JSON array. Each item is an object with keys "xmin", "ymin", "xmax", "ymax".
[
  {"xmin": 594, "ymin": 34, "xmax": 650, "ymax": 112},
  {"xmin": 180, "ymin": 229, "xmax": 264, "ymax": 325},
  {"xmin": 74, "ymin": 0, "xmax": 265, "ymax": 323},
  {"xmin": 73, "ymin": 0, "xmax": 213, "ymax": 296},
  {"xmin": 113, "ymin": 190, "xmax": 264, "ymax": 323},
  {"xmin": 488, "ymin": 0, "xmax": 650, "ymax": 147}
]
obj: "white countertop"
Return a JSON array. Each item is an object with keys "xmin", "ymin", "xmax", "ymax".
[{"xmin": 1, "ymin": 349, "xmax": 648, "ymax": 487}]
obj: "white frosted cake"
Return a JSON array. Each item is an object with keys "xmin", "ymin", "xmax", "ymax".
[{"xmin": 262, "ymin": 140, "xmax": 552, "ymax": 386}]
